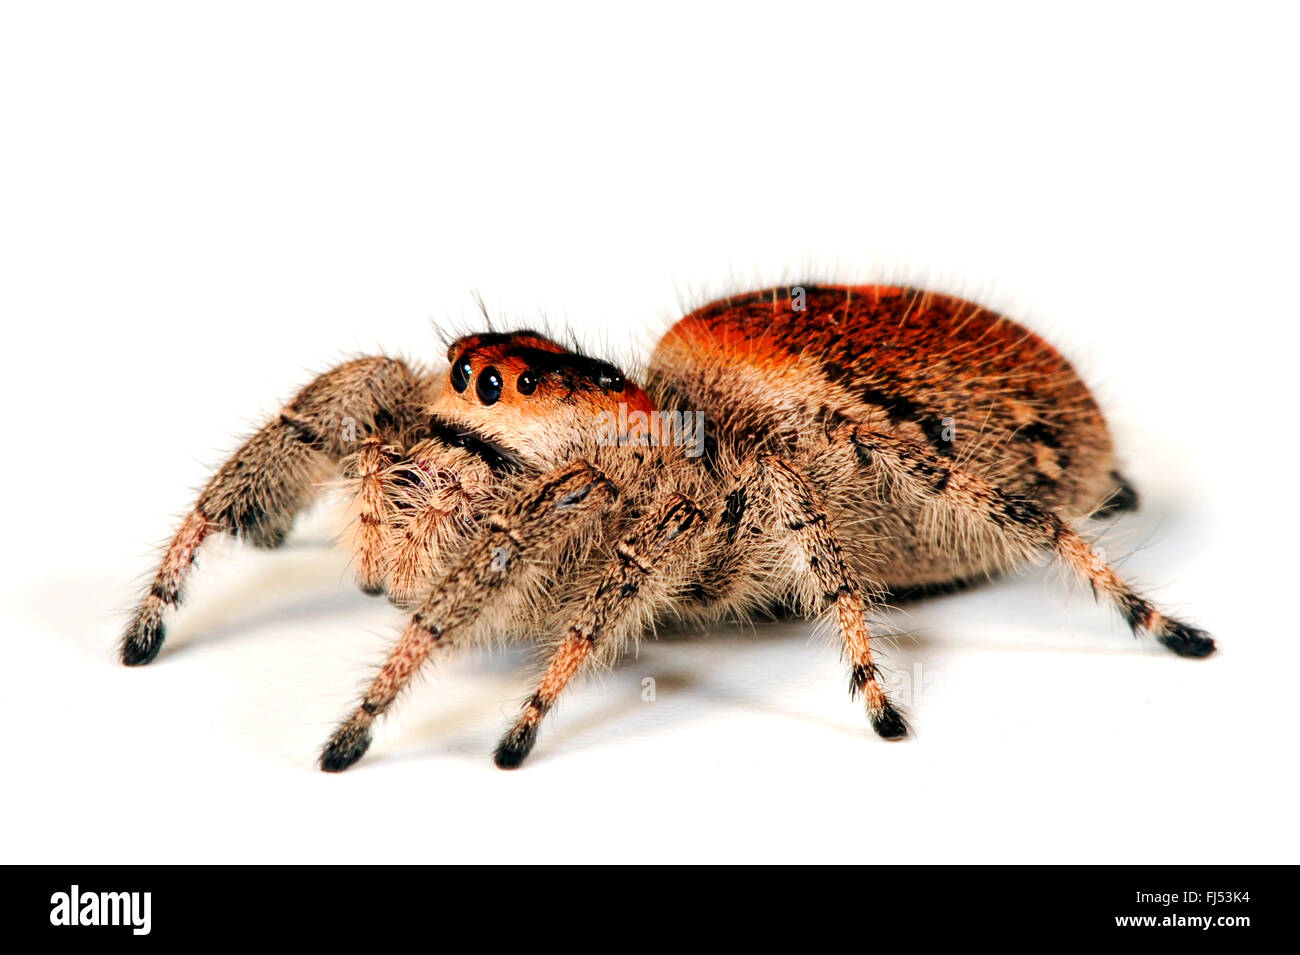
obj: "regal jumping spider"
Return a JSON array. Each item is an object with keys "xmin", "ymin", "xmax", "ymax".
[{"xmin": 122, "ymin": 285, "xmax": 1215, "ymax": 771}]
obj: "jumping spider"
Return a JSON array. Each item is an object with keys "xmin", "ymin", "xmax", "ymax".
[{"xmin": 122, "ymin": 284, "xmax": 1215, "ymax": 771}]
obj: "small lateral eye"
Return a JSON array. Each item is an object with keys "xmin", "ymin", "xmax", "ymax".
[
  {"xmin": 517, "ymin": 371, "xmax": 538, "ymax": 396},
  {"xmin": 596, "ymin": 366, "xmax": 625, "ymax": 392},
  {"xmin": 477, "ymin": 366, "xmax": 503, "ymax": 405},
  {"xmin": 450, "ymin": 357, "xmax": 472, "ymax": 393}
]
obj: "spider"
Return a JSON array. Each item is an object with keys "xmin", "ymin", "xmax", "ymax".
[{"xmin": 122, "ymin": 284, "xmax": 1215, "ymax": 771}]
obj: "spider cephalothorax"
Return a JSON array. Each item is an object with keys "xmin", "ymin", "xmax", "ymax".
[{"xmin": 123, "ymin": 285, "xmax": 1215, "ymax": 771}]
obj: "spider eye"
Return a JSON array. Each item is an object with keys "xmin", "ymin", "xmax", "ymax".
[
  {"xmin": 596, "ymin": 365, "xmax": 625, "ymax": 392},
  {"xmin": 477, "ymin": 366, "xmax": 503, "ymax": 405},
  {"xmin": 517, "ymin": 371, "xmax": 538, "ymax": 396},
  {"xmin": 450, "ymin": 357, "xmax": 472, "ymax": 393}
]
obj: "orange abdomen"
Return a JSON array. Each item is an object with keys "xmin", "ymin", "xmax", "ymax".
[{"xmin": 647, "ymin": 285, "xmax": 1119, "ymax": 585}]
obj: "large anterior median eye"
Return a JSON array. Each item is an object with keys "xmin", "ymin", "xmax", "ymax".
[
  {"xmin": 450, "ymin": 357, "xmax": 472, "ymax": 393},
  {"xmin": 477, "ymin": 366, "xmax": 503, "ymax": 404}
]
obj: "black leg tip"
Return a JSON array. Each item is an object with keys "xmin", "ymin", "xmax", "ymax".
[
  {"xmin": 121, "ymin": 618, "xmax": 164, "ymax": 666},
  {"xmin": 1158, "ymin": 621, "xmax": 1216, "ymax": 658},
  {"xmin": 493, "ymin": 725, "xmax": 539, "ymax": 770},
  {"xmin": 1094, "ymin": 472, "xmax": 1140, "ymax": 518},
  {"xmin": 359, "ymin": 582, "xmax": 386, "ymax": 597},
  {"xmin": 320, "ymin": 722, "xmax": 372, "ymax": 773},
  {"xmin": 870, "ymin": 703, "xmax": 909, "ymax": 740}
]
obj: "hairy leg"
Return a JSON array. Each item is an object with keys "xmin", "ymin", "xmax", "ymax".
[
  {"xmin": 493, "ymin": 493, "xmax": 704, "ymax": 769},
  {"xmin": 122, "ymin": 356, "xmax": 431, "ymax": 665},
  {"xmin": 755, "ymin": 454, "xmax": 908, "ymax": 739},
  {"xmin": 845, "ymin": 426, "xmax": 1214, "ymax": 657},
  {"xmin": 343, "ymin": 434, "xmax": 405, "ymax": 595},
  {"xmin": 1091, "ymin": 470, "xmax": 1140, "ymax": 518},
  {"xmin": 320, "ymin": 460, "xmax": 617, "ymax": 772},
  {"xmin": 380, "ymin": 442, "xmax": 481, "ymax": 608}
]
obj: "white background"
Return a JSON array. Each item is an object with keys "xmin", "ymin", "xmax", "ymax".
[{"xmin": 2, "ymin": 2, "xmax": 1296, "ymax": 863}]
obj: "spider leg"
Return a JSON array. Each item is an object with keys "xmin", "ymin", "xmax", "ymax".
[
  {"xmin": 493, "ymin": 493, "xmax": 705, "ymax": 769},
  {"xmin": 380, "ymin": 443, "xmax": 479, "ymax": 608},
  {"xmin": 846, "ymin": 426, "xmax": 1215, "ymax": 657},
  {"xmin": 121, "ymin": 356, "xmax": 431, "ymax": 666},
  {"xmin": 755, "ymin": 454, "xmax": 908, "ymax": 740},
  {"xmin": 1091, "ymin": 469, "xmax": 1140, "ymax": 518},
  {"xmin": 319, "ymin": 460, "xmax": 617, "ymax": 772},
  {"xmin": 344, "ymin": 434, "xmax": 406, "ymax": 596}
]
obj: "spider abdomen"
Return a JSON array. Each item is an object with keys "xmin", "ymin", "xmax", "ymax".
[{"xmin": 648, "ymin": 284, "xmax": 1125, "ymax": 591}]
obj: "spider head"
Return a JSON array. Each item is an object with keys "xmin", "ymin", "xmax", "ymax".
[{"xmin": 431, "ymin": 331, "xmax": 655, "ymax": 470}]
